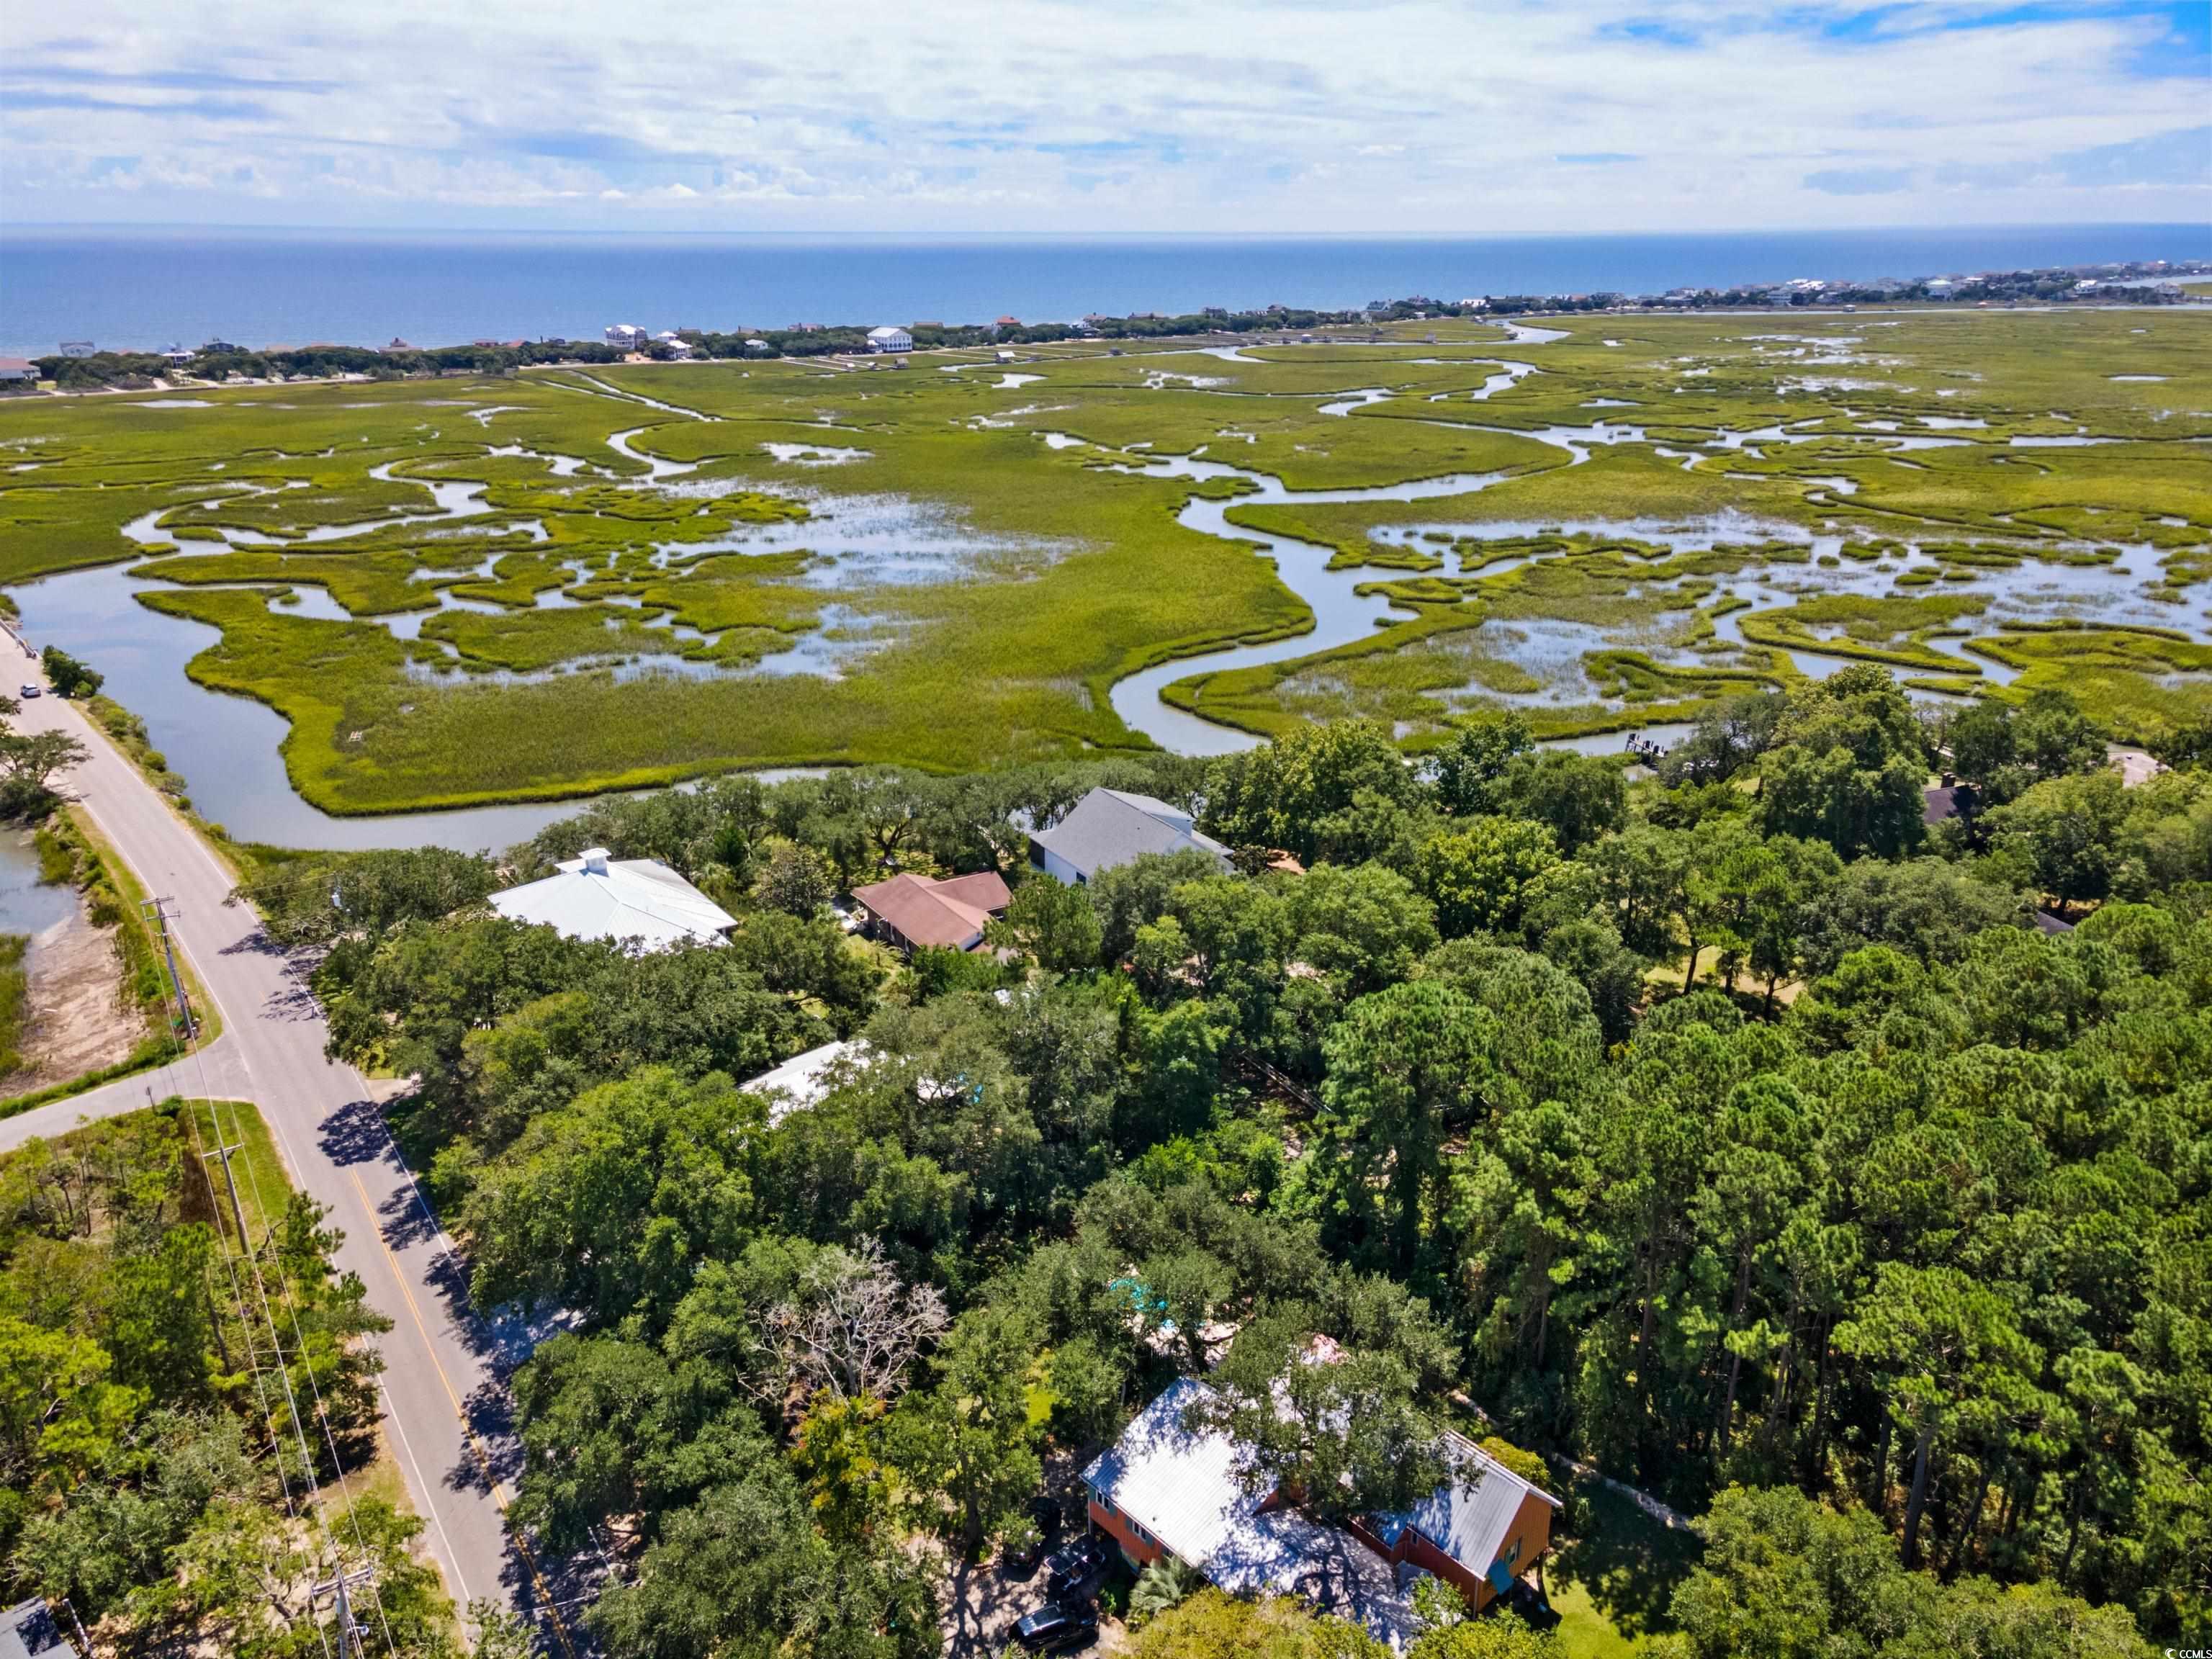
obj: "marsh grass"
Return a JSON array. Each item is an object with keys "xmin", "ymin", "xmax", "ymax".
[{"xmin": 0, "ymin": 310, "xmax": 2205, "ymax": 806}]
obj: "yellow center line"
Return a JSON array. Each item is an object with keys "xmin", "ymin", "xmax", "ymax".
[{"xmin": 351, "ymin": 1170, "xmax": 579, "ymax": 1658}]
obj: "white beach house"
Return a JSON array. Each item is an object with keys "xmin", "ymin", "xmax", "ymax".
[{"xmin": 490, "ymin": 848, "xmax": 737, "ymax": 951}]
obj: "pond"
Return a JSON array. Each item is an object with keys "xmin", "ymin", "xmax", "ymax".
[{"xmin": 0, "ymin": 827, "xmax": 73, "ymax": 938}]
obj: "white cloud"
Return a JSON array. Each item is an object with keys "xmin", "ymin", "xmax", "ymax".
[{"xmin": 0, "ymin": 0, "xmax": 2203, "ymax": 230}]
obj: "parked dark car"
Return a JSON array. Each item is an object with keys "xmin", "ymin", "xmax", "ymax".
[
  {"xmin": 1013, "ymin": 1601, "xmax": 1099, "ymax": 1653},
  {"xmin": 1043, "ymin": 1537, "xmax": 1108, "ymax": 1597}
]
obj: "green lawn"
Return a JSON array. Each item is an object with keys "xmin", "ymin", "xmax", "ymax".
[{"xmin": 1545, "ymin": 1477, "xmax": 1704, "ymax": 1658}]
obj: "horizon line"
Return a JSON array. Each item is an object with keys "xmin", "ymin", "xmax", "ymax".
[{"xmin": 8, "ymin": 219, "xmax": 2208, "ymax": 245}]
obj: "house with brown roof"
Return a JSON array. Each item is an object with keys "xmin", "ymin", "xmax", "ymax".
[{"xmin": 850, "ymin": 871, "xmax": 1010, "ymax": 953}]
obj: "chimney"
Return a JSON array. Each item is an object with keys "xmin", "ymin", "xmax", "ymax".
[{"xmin": 581, "ymin": 848, "xmax": 611, "ymax": 876}]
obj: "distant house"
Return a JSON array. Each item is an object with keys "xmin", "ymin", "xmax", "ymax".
[
  {"xmin": 2110, "ymin": 746, "xmax": 2168, "ymax": 788},
  {"xmin": 994, "ymin": 315, "xmax": 1022, "ymax": 333},
  {"xmin": 0, "ymin": 1597, "xmax": 78, "ymax": 1658},
  {"xmin": 1084, "ymin": 1377, "xmax": 1561, "ymax": 1648},
  {"xmin": 742, "ymin": 338, "xmax": 775, "ymax": 357},
  {"xmin": 160, "ymin": 344, "xmax": 194, "ymax": 365},
  {"xmin": 604, "ymin": 323, "xmax": 648, "ymax": 351},
  {"xmin": 866, "ymin": 325, "xmax": 913, "ymax": 354},
  {"xmin": 652, "ymin": 331, "xmax": 696, "ymax": 360},
  {"xmin": 380, "ymin": 338, "xmax": 415, "ymax": 354},
  {"xmin": 201, "ymin": 338, "xmax": 243, "ymax": 354},
  {"xmin": 1922, "ymin": 778, "xmax": 1978, "ymax": 826},
  {"xmin": 850, "ymin": 871, "xmax": 1010, "ymax": 953},
  {"xmin": 1029, "ymin": 788, "xmax": 1231, "ymax": 886},
  {"xmin": 490, "ymin": 848, "xmax": 737, "ymax": 950},
  {"xmin": 741, "ymin": 1039, "xmax": 866, "ymax": 1123},
  {"xmin": 0, "ymin": 360, "xmax": 35, "ymax": 385},
  {"xmin": 57, "ymin": 341, "xmax": 95, "ymax": 359}
]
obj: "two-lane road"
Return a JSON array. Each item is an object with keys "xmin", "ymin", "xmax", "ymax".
[{"xmin": 2, "ymin": 676, "xmax": 567, "ymax": 1647}]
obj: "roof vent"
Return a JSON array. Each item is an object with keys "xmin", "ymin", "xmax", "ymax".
[{"xmin": 581, "ymin": 848, "xmax": 611, "ymax": 875}]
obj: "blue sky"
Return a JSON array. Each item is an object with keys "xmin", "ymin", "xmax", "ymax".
[{"xmin": 3, "ymin": 0, "xmax": 2206, "ymax": 232}]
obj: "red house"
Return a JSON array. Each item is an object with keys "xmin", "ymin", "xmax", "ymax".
[
  {"xmin": 849, "ymin": 871, "xmax": 1010, "ymax": 954},
  {"xmin": 1083, "ymin": 1377, "xmax": 1560, "ymax": 1645}
]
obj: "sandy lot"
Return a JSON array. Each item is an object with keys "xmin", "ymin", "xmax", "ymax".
[{"xmin": 3, "ymin": 897, "xmax": 144, "ymax": 1092}]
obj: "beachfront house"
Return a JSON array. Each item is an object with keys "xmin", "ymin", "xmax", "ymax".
[
  {"xmin": 1029, "ymin": 788, "xmax": 1231, "ymax": 886},
  {"xmin": 1084, "ymin": 1377, "xmax": 1561, "ymax": 1647},
  {"xmin": 58, "ymin": 341, "xmax": 95, "ymax": 358},
  {"xmin": 160, "ymin": 345, "xmax": 195, "ymax": 366},
  {"xmin": 0, "ymin": 360, "xmax": 35, "ymax": 385},
  {"xmin": 490, "ymin": 848, "xmax": 737, "ymax": 951},
  {"xmin": 605, "ymin": 323, "xmax": 648, "ymax": 351},
  {"xmin": 866, "ymin": 325, "xmax": 913, "ymax": 354},
  {"xmin": 849, "ymin": 871, "xmax": 1010, "ymax": 954}
]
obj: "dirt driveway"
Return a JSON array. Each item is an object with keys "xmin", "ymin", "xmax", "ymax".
[{"xmin": 940, "ymin": 1555, "xmax": 1130, "ymax": 1659}]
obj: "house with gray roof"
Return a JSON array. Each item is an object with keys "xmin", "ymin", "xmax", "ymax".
[
  {"xmin": 1028, "ymin": 788, "xmax": 1231, "ymax": 886},
  {"xmin": 1083, "ymin": 1375, "xmax": 1560, "ymax": 1646},
  {"xmin": 0, "ymin": 1599, "xmax": 76, "ymax": 1659}
]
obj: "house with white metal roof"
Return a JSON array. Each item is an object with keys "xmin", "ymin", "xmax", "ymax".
[
  {"xmin": 1083, "ymin": 1375, "xmax": 1559, "ymax": 1644},
  {"xmin": 739, "ymin": 1039, "xmax": 867, "ymax": 1124},
  {"xmin": 490, "ymin": 848, "xmax": 736, "ymax": 951},
  {"xmin": 1028, "ymin": 788, "xmax": 1231, "ymax": 886}
]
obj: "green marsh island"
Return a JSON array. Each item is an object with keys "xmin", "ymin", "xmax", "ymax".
[{"xmin": 2, "ymin": 306, "xmax": 2207, "ymax": 819}]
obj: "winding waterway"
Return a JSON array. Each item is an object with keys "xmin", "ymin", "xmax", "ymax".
[{"xmin": 8, "ymin": 357, "xmax": 2199, "ymax": 844}]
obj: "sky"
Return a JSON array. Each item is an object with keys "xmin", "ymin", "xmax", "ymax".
[{"xmin": 3, "ymin": 0, "xmax": 2208, "ymax": 234}]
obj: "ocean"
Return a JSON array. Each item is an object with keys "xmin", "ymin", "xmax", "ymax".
[{"xmin": 3, "ymin": 224, "xmax": 2208, "ymax": 359}]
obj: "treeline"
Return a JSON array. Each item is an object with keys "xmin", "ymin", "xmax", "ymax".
[
  {"xmin": 32, "ymin": 338, "xmax": 627, "ymax": 392},
  {"xmin": 224, "ymin": 670, "xmax": 2210, "ymax": 1654}
]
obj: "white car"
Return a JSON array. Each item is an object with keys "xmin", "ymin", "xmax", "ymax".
[{"xmin": 17, "ymin": 685, "xmax": 39, "ymax": 698}]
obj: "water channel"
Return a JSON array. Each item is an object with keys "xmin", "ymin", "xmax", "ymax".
[{"xmin": 9, "ymin": 368, "xmax": 2200, "ymax": 845}]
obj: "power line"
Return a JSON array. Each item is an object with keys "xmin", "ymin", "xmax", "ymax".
[{"xmin": 149, "ymin": 897, "xmax": 391, "ymax": 1658}]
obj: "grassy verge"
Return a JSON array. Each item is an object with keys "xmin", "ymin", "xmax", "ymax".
[
  {"xmin": 0, "ymin": 933, "xmax": 27, "ymax": 1075},
  {"xmin": 45, "ymin": 805, "xmax": 218, "ymax": 1038},
  {"xmin": 0, "ymin": 805, "xmax": 222, "ymax": 1118},
  {"xmin": 84, "ymin": 693, "xmax": 195, "ymax": 806},
  {"xmin": 179, "ymin": 1096, "xmax": 289, "ymax": 1238}
]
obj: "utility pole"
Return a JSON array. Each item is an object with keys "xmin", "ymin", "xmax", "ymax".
[
  {"xmin": 202, "ymin": 1136, "xmax": 253, "ymax": 1251},
  {"xmin": 141, "ymin": 896, "xmax": 197, "ymax": 1040},
  {"xmin": 311, "ymin": 1564, "xmax": 377, "ymax": 1659}
]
